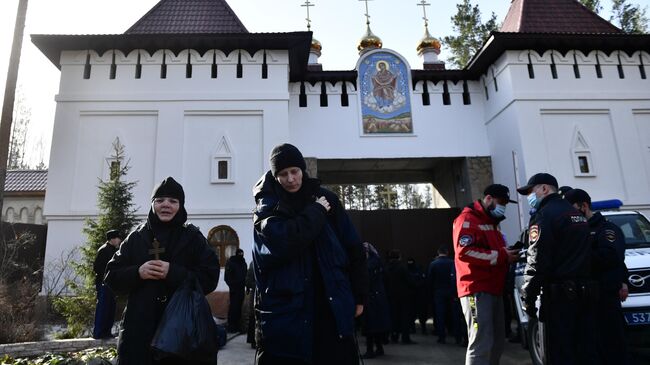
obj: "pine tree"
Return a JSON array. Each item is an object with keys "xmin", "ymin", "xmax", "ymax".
[
  {"xmin": 578, "ymin": 0, "xmax": 603, "ymax": 13},
  {"xmin": 53, "ymin": 137, "xmax": 138, "ymax": 337},
  {"xmin": 611, "ymin": 0, "xmax": 649, "ymax": 33},
  {"xmin": 442, "ymin": 0, "xmax": 498, "ymax": 69}
]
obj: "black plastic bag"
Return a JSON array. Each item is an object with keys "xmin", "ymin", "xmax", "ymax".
[{"xmin": 151, "ymin": 275, "xmax": 219, "ymax": 363}]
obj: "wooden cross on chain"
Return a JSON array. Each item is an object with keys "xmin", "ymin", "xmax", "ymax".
[{"xmin": 149, "ymin": 238, "xmax": 166, "ymax": 260}]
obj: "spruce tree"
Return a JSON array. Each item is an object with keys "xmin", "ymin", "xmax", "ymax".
[
  {"xmin": 53, "ymin": 137, "xmax": 138, "ymax": 337},
  {"xmin": 443, "ymin": 0, "xmax": 498, "ymax": 69},
  {"xmin": 611, "ymin": 0, "xmax": 649, "ymax": 33}
]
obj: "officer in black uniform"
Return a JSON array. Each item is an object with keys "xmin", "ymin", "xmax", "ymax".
[
  {"xmin": 564, "ymin": 188, "xmax": 629, "ymax": 365},
  {"xmin": 517, "ymin": 173, "xmax": 597, "ymax": 365}
]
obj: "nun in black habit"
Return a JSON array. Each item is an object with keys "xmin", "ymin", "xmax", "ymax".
[{"xmin": 105, "ymin": 177, "xmax": 220, "ymax": 365}]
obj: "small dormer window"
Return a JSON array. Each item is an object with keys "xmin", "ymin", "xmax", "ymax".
[
  {"xmin": 211, "ymin": 135, "xmax": 234, "ymax": 184},
  {"xmin": 572, "ymin": 129, "xmax": 596, "ymax": 177}
]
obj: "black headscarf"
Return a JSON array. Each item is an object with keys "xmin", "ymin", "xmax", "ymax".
[{"xmin": 147, "ymin": 177, "xmax": 188, "ymax": 245}]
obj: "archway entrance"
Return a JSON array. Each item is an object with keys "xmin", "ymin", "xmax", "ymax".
[{"xmin": 314, "ymin": 157, "xmax": 493, "ymax": 267}]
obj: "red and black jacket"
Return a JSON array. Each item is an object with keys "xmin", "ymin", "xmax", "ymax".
[{"xmin": 453, "ymin": 200, "xmax": 509, "ymax": 297}]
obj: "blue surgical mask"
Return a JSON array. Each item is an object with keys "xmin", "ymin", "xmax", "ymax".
[
  {"xmin": 492, "ymin": 204, "xmax": 506, "ymax": 218},
  {"xmin": 527, "ymin": 192, "xmax": 539, "ymax": 209}
]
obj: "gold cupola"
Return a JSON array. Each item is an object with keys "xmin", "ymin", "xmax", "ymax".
[
  {"xmin": 310, "ymin": 36, "xmax": 322, "ymax": 56},
  {"xmin": 417, "ymin": 27, "xmax": 441, "ymax": 56},
  {"xmin": 357, "ymin": 24, "xmax": 383, "ymax": 54}
]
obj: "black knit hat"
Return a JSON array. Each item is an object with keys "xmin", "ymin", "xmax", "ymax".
[
  {"xmin": 269, "ymin": 143, "xmax": 306, "ymax": 177},
  {"xmin": 151, "ymin": 176, "xmax": 185, "ymax": 205},
  {"xmin": 105, "ymin": 229, "xmax": 121, "ymax": 240}
]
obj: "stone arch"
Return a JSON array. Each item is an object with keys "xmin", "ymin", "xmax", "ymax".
[
  {"xmin": 34, "ymin": 207, "xmax": 43, "ymax": 225},
  {"xmin": 4, "ymin": 207, "xmax": 15, "ymax": 222},
  {"xmin": 19, "ymin": 207, "xmax": 29, "ymax": 223},
  {"xmin": 207, "ymin": 225, "xmax": 240, "ymax": 268}
]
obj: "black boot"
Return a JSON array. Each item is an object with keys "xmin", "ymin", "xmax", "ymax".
[
  {"xmin": 362, "ymin": 337, "xmax": 376, "ymax": 359},
  {"xmin": 375, "ymin": 342, "xmax": 385, "ymax": 356}
]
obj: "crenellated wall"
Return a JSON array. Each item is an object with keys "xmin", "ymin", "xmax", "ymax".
[
  {"xmin": 287, "ymin": 76, "xmax": 491, "ymax": 160},
  {"xmin": 57, "ymin": 49, "xmax": 290, "ymax": 100}
]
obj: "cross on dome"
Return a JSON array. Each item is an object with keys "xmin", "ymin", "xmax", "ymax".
[
  {"xmin": 417, "ymin": 0, "xmax": 431, "ymax": 28},
  {"xmin": 301, "ymin": 0, "xmax": 315, "ymax": 31}
]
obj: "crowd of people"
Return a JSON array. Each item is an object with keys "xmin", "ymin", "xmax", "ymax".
[{"xmin": 89, "ymin": 143, "xmax": 631, "ymax": 365}]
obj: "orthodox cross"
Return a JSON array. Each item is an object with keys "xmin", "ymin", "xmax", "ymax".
[
  {"xmin": 379, "ymin": 186, "xmax": 398, "ymax": 208},
  {"xmin": 149, "ymin": 238, "xmax": 165, "ymax": 260},
  {"xmin": 417, "ymin": 0, "xmax": 431, "ymax": 28},
  {"xmin": 359, "ymin": 0, "xmax": 374, "ymax": 26},
  {"xmin": 301, "ymin": 0, "xmax": 315, "ymax": 31}
]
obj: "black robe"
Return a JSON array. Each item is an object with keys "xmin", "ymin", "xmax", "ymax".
[{"xmin": 105, "ymin": 218, "xmax": 220, "ymax": 365}]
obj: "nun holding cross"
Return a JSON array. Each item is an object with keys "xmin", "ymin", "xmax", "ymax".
[{"xmin": 105, "ymin": 177, "xmax": 220, "ymax": 365}]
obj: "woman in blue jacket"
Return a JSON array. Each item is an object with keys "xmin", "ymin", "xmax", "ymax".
[{"xmin": 252, "ymin": 143, "xmax": 369, "ymax": 365}]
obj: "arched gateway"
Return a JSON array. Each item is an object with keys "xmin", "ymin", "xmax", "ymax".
[{"xmin": 34, "ymin": 0, "xmax": 650, "ymax": 292}]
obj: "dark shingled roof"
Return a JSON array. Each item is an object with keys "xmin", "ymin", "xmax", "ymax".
[
  {"xmin": 501, "ymin": 0, "xmax": 621, "ymax": 34},
  {"xmin": 126, "ymin": 0, "xmax": 248, "ymax": 34},
  {"xmin": 4, "ymin": 170, "xmax": 48, "ymax": 192}
]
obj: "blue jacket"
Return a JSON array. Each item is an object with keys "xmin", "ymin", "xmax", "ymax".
[
  {"xmin": 428, "ymin": 255, "xmax": 456, "ymax": 297},
  {"xmin": 252, "ymin": 171, "xmax": 368, "ymax": 362},
  {"xmin": 362, "ymin": 252, "xmax": 391, "ymax": 335}
]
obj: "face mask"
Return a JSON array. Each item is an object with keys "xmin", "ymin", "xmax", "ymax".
[
  {"xmin": 527, "ymin": 192, "xmax": 539, "ymax": 209},
  {"xmin": 492, "ymin": 204, "xmax": 506, "ymax": 218}
]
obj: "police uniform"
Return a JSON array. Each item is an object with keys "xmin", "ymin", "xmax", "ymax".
[
  {"xmin": 518, "ymin": 174, "xmax": 597, "ymax": 365},
  {"xmin": 589, "ymin": 211, "xmax": 629, "ymax": 365},
  {"xmin": 565, "ymin": 188, "xmax": 629, "ymax": 365}
]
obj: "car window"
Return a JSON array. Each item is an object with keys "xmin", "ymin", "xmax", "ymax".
[{"xmin": 606, "ymin": 214, "xmax": 650, "ymax": 247}]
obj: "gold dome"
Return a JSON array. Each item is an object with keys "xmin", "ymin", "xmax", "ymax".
[
  {"xmin": 357, "ymin": 25, "xmax": 383, "ymax": 53},
  {"xmin": 311, "ymin": 37, "xmax": 322, "ymax": 54},
  {"xmin": 417, "ymin": 27, "xmax": 441, "ymax": 55}
]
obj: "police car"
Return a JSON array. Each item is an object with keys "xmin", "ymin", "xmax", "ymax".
[{"xmin": 514, "ymin": 200, "xmax": 650, "ymax": 365}]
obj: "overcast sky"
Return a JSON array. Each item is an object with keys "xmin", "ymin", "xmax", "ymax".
[{"xmin": 0, "ymin": 0, "xmax": 647, "ymax": 167}]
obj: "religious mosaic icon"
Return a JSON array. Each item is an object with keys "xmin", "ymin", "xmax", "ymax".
[{"xmin": 358, "ymin": 51, "xmax": 412, "ymax": 134}]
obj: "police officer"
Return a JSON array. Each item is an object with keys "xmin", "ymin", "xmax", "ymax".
[
  {"xmin": 517, "ymin": 173, "xmax": 597, "ymax": 365},
  {"xmin": 564, "ymin": 188, "xmax": 629, "ymax": 365}
]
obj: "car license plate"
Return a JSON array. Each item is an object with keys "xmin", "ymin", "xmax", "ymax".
[{"xmin": 624, "ymin": 312, "xmax": 650, "ymax": 326}]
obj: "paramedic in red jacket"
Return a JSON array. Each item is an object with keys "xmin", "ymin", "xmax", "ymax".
[{"xmin": 452, "ymin": 184, "xmax": 520, "ymax": 365}]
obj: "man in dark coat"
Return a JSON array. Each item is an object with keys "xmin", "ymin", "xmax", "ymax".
[
  {"xmin": 517, "ymin": 173, "xmax": 596, "ymax": 365},
  {"xmin": 92, "ymin": 229, "xmax": 122, "ymax": 339},
  {"xmin": 407, "ymin": 257, "xmax": 428, "ymax": 335},
  {"xmin": 105, "ymin": 177, "xmax": 220, "ymax": 365},
  {"xmin": 361, "ymin": 242, "xmax": 391, "ymax": 359},
  {"xmin": 225, "ymin": 248, "xmax": 247, "ymax": 333},
  {"xmin": 252, "ymin": 143, "xmax": 368, "ymax": 365},
  {"xmin": 565, "ymin": 188, "xmax": 629, "ymax": 365},
  {"xmin": 428, "ymin": 246, "xmax": 461, "ymax": 344},
  {"xmin": 385, "ymin": 249, "xmax": 416, "ymax": 344},
  {"xmin": 245, "ymin": 261, "xmax": 256, "ymax": 348}
]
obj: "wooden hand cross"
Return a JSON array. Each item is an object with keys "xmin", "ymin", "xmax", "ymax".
[{"xmin": 149, "ymin": 238, "xmax": 166, "ymax": 260}]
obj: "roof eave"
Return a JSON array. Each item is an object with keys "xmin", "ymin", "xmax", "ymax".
[
  {"xmin": 31, "ymin": 32, "xmax": 312, "ymax": 82},
  {"xmin": 465, "ymin": 32, "xmax": 650, "ymax": 78}
]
